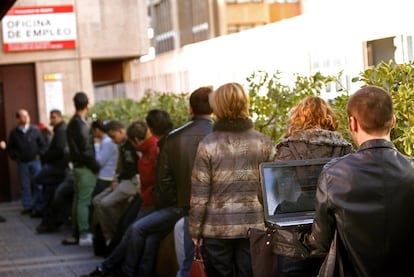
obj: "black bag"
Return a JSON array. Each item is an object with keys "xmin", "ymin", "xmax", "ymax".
[
  {"xmin": 271, "ymin": 224, "xmax": 313, "ymax": 258},
  {"xmin": 248, "ymin": 228, "xmax": 278, "ymax": 277},
  {"xmin": 105, "ymin": 194, "xmax": 142, "ymax": 256}
]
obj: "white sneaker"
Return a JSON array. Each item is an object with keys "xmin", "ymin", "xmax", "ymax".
[{"xmin": 79, "ymin": 233, "xmax": 93, "ymax": 247}]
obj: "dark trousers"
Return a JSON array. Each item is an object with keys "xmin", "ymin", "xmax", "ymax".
[
  {"xmin": 277, "ymin": 255, "xmax": 324, "ymax": 277},
  {"xmin": 41, "ymin": 170, "xmax": 74, "ymax": 228},
  {"xmin": 34, "ymin": 163, "xmax": 66, "ymax": 216},
  {"xmin": 203, "ymin": 237, "xmax": 253, "ymax": 277},
  {"xmin": 102, "ymin": 207, "xmax": 183, "ymax": 277}
]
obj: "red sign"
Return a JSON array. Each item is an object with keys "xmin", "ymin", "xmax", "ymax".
[{"xmin": 2, "ymin": 5, "xmax": 77, "ymax": 52}]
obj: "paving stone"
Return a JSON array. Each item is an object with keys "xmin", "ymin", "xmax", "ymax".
[{"xmin": 0, "ymin": 201, "xmax": 103, "ymax": 277}]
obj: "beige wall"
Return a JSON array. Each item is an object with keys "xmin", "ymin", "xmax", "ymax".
[
  {"xmin": 132, "ymin": 2, "xmax": 414, "ymax": 98},
  {"xmin": 0, "ymin": 0, "xmax": 149, "ymax": 63},
  {"xmin": 76, "ymin": 0, "xmax": 149, "ymax": 59},
  {"xmin": 35, "ymin": 58, "xmax": 93, "ymax": 123},
  {"xmin": 0, "ymin": 0, "xmax": 149, "ymax": 120}
]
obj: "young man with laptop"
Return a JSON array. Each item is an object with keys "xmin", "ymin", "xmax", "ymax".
[{"xmin": 304, "ymin": 86, "xmax": 414, "ymax": 276}]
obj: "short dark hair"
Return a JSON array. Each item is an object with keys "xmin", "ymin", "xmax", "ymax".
[
  {"xmin": 145, "ymin": 109, "xmax": 173, "ymax": 137},
  {"xmin": 347, "ymin": 86, "xmax": 394, "ymax": 134},
  {"xmin": 92, "ymin": 119, "xmax": 107, "ymax": 132},
  {"xmin": 190, "ymin": 86, "xmax": 213, "ymax": 115},
  {"xmin": 104, "ymin": 120, "xmax": 125, "ymax": 132},
  {"xmin": 50, "ymin": 109, "xmax": 62, "ymax": 117},
  {"xmin": 127, "ymin": 120, "xmax": 147, "ymax": 141},
  {"xmin": 73, "ymin": 92, "xmax": 89, "ymax": 111}
]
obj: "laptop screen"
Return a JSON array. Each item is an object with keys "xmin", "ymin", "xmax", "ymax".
[{"xmin": 259, "ymin": 158, "xmax": 332, "ymax": 226}]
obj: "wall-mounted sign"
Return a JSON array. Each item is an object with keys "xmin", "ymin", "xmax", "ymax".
[
  {"xmin": 2, "ymin": 5, "xmax": 77, "ymax": 52},
  {"xmin": 43, "ymin": 73, "xmax": 64, "ymax": 116}
]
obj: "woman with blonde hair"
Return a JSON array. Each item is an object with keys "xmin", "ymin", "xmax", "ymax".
[
  {"xmin": 189, "ymin": 82, "xmax": 276, "ymax": 277},
  {"xmin": 274, "ymin": 96, "xmax": 352, "ymax": 276}
]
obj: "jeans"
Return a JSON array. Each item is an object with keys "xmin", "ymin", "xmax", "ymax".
[
  {"xmin": 17, "ymin": 159, "xmax": 42, "ymax": 209},
  {"xmin": 72, "ymin": 167, "xmax": 97, "ymax": 235},
  {"xmin": 102, "ymin": 207, "xmax": 183, "ymax": 277},
  {"xmin": 174, "ymin": 216, "xmax": 194, "ymax": 277},
  {"xmin": 31, "ymin": 184, "xmax": 46, "ymax": 213},
  {"xmin": 203, "ymin": 237, "xmax": 253, "ymax": 277}
]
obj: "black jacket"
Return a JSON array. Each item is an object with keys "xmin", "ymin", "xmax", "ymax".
[
  {"xmin": 155, "ymin": 115, "xmax": 214, "ymax": 210},
  {"xmin": 310, "ymin": 139, "xmax": 414, "ymax": 276},
  {"xmin": 42, "ymin": 120, "xmax": 68, "ymax": 169},
  {"xmin": 7, "ymin": 124, "xmax": 48, "ymax": 162},
  {"xmin": 66, "ymin": 114, "xmax": 100, "ymax": 173},
  {"xmin": 116, "ymin": 139, "xmax": 138, "ymax": 181}
]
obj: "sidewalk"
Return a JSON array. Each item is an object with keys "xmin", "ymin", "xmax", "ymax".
[{"xmin": 0, "ymin": 201, "xmax": 103, "ymax": 277}]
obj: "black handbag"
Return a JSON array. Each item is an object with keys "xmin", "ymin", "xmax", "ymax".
[{"xmin": 248, "ymin": 228, "xmax": 278, "ymax": 277}]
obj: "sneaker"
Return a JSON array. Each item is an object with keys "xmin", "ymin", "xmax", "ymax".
[{"xmin": 79, "ymin": 233, "xmax": 93, "ymax": 247}]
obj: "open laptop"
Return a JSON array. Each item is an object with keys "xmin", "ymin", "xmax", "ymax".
[{"xmin": 259, "ymin": 158, "xmax": 332, "ymax": 227}]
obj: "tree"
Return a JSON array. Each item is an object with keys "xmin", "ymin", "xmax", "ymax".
[
  {"xmin": 89, "ymin": 61, "xmax": 414, "ymax": 157},
  {"xmin": 246, "ymin": 70, "xmax": 341, "ymax": 142},
  {"xmin": 353, "ymin": 60, "xmax": 414, "ymax": 156},
  {"xmin": 89, "ymin": 90, "xmax": 190, "ymax": 129}
]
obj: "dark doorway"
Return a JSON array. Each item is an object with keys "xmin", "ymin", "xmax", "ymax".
[
  {"xmin": 0, "ymin": 64, "xmax": 37, "ymax": 202},
  {"xmin": 0, "ymin": 83, "xmax": 10, "ymax": 202}
]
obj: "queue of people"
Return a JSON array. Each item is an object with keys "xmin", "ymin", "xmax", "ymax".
[{"xmin": 2, "ymin": 83, "xmax": 414, "ymax": 277}]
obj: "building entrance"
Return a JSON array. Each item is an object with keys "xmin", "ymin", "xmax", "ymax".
[{"xmin": 0, "ymin": 64, "xmax": 37, "ymax": 202}]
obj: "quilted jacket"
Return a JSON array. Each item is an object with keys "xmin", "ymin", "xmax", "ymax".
[{"xmin": 189, "ymin": 118, "xmax": 276, "ymax": 239}]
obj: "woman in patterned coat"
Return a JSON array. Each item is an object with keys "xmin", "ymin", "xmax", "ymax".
[{"xmin": 189, "ymin": 82, "xmax": 276, "ymax": 277}]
